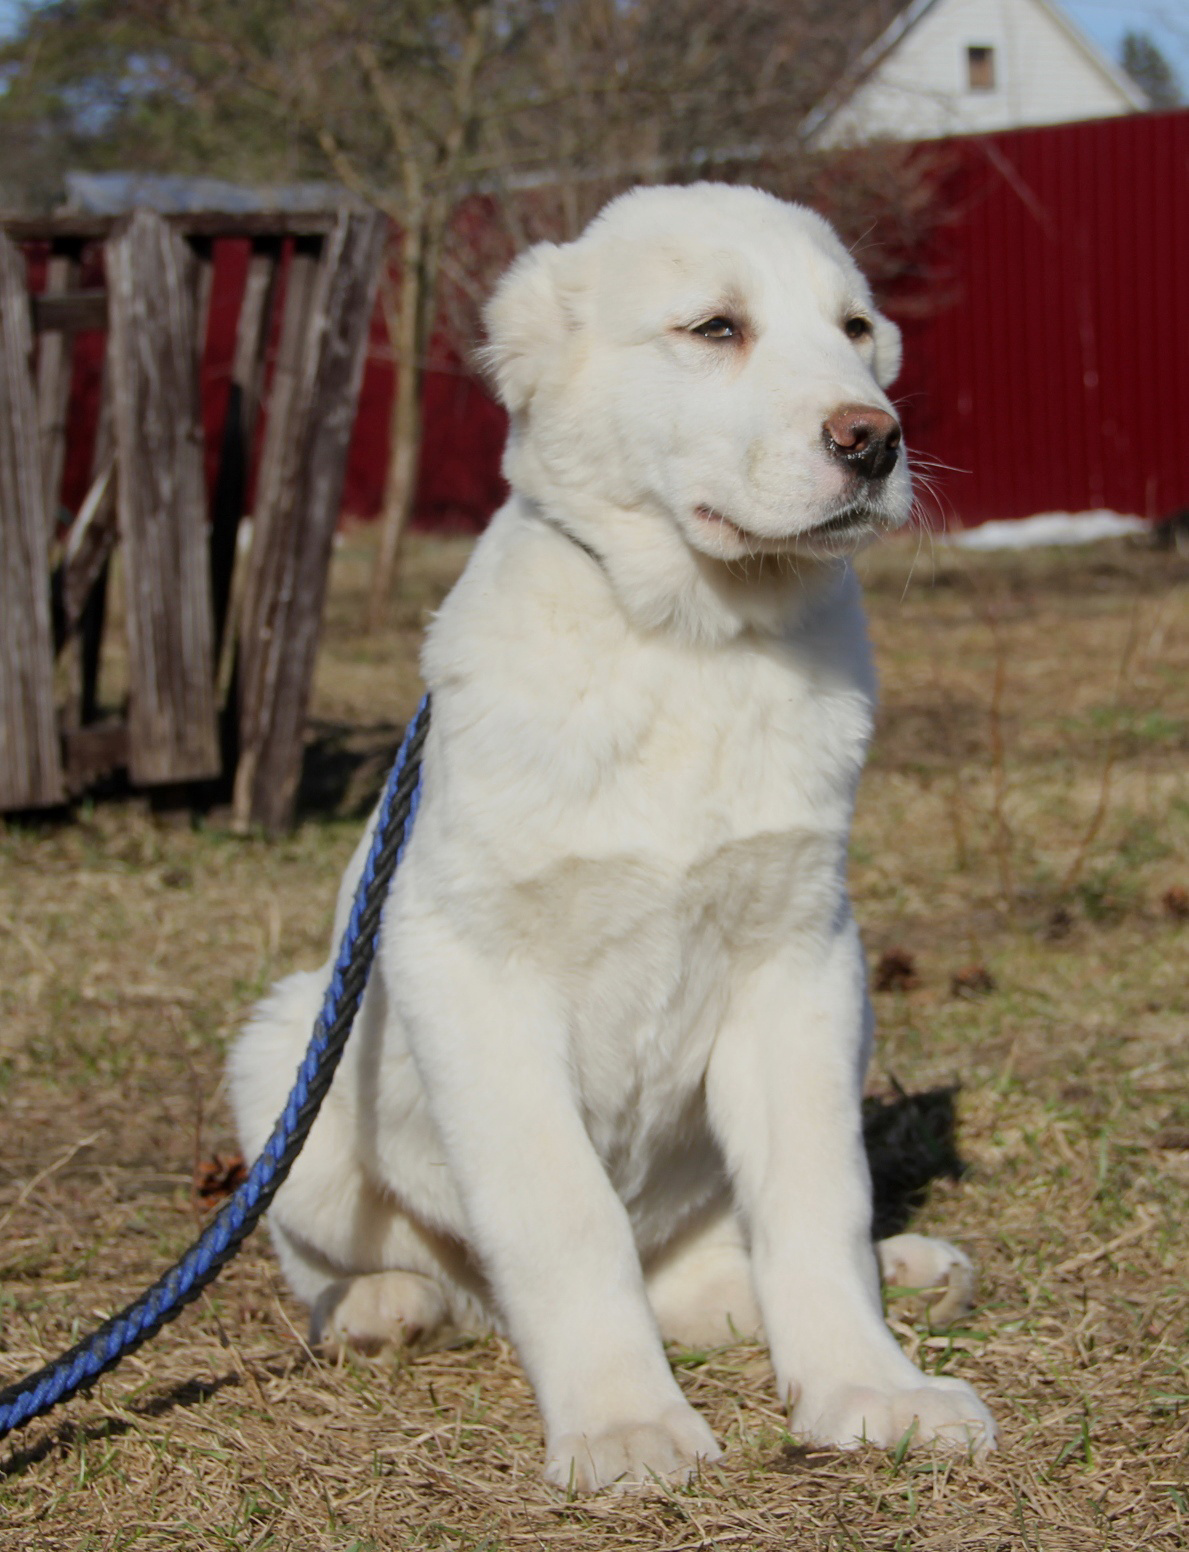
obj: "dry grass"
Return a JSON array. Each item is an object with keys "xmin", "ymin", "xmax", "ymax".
[{"xmin": 2, "ymin": 527, "xmax": 1187, "ymax": 1551}]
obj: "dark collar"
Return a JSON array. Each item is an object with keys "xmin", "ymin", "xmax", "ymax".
[
  {"xmin": 557, "ymin": 524, "xmax": 605, "ymax": 570},
  {"xmin": 536, "ymin": 510, "xmax": 607, "ymax": 573}
]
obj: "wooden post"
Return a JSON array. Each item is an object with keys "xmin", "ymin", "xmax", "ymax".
[
  {"xmin": 233, "ymin": 208, "xmax": 387, "ymax": 832},
  {"xmin": 0, "ymin": 231, "xmax": 65, "ymax": 809},
  {"xmin": 59, "ymin": 363, "xmax": 116, "ymax": 641},
  {"xmin": 59, "ymin": 367, "xmax": 125, "ymax": 795},
  {"xmin": 36, "ymin": 247, "xmax": 80, "ymax": 537},
  {"xmin": 192, "ymin": 237, "xmax": 215, "ymax": 359},
  {"xmin": 67, "ymin": 360, "xmax": 117, "ymax": 739},
  {"xmin": 210, "ymin": 239, "xmax": 278, "ymax": 664},
  {"xmin": 106, "ymin": 209, "xmax": 220, "ymax": 786}
]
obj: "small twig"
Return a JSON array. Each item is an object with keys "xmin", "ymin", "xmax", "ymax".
[
  {"xmin": 1054, "ymin": 1208, "xmax": 1158, "ymax": 1275},
  {"xmin": 79, "ymin": 984, "xmax": 197, "ymax": 1006},
  {"xmin": 1059, "ymin": 597, "xmax": 1144, "ymax": 896},
  {"xmin": 0, "ymin": 1134, "xmax": 102, "ymax": 1239},
  {"xmin": 271, "ymin": 1290, "xmax": 321, "ymax": 1368},
  {"xmin": 187, "ymin": 1053, "xmax": 207, "ymax": 1231},
  {"xmin": 983, "ymin": 597, "xmax": 1016, "ymax": 907},
  {"xmin": 926, "ymin": 647, "xmax": 969, "ymax": 872},
  {"xmin": 199, "ymin": 1290, "xmax": 269, "ymax": 1410}
]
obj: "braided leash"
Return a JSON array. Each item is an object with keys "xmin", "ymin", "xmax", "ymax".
[{"xmin": 0, "ymin": 693, "xmax": 432, "ymax": 1443}]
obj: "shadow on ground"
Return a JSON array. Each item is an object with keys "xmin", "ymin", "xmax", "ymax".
[
  {"xmin": 0, "ymin": 1374, "xmax": 242, "ymax": 1478},
  {"xmin": 297, "ymin": 718, "xmax": 407, "ymax": 821},
  {"xmin": 863, "ymin": 1083, "xmax": 964, "ymax": 1239}
]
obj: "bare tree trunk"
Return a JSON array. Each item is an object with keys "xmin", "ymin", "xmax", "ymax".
[
  {"xmin": 368, "ymin": 220, "xmax": 429, "ymax": 631},
  {"xmin": 361, "ymin": 9, "xmax": 490, "ymax": 631}
]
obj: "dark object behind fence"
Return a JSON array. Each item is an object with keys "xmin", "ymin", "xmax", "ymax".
[{"xmin": 0, "ymin": 205, "xmax": 387, "ymax": 830}]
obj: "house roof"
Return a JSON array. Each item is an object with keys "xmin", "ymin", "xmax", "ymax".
[
  {"xmin": 63, "ymin": 171, "xmax": 365, "ymax": 217},
  {"xmin": 801, "ymin": 0, "xmax": 1147, "ymax": 141},
  {"xmin": 1031, "ymin": 0, "xmax": 1148, "ymax": 109}
]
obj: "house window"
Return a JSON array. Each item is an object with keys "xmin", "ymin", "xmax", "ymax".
[{"xmin": 967, "ymin": 45, "xmax": 996, "ymax": 91}]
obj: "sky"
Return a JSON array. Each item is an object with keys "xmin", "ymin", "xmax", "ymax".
[
  {"xmin": 1063, "ymin": 0, "xmax": 1189, "ymax": 91},
  {"xmin": 0, "ymin": 0, "xmax": 1186, "ymax": 97}
]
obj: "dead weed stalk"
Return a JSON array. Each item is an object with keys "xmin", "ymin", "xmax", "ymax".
[{"xmin": 1058, "ymin": 595, "xmax": 1144, "ymax": 896}]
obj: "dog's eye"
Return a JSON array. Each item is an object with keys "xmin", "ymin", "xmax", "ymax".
[
  {"xmin": 844, "ymin": 316, "xmax": 873, "ymax": 341},
  {"xmin": 691, "ymin": 316, "xmax": 738, "ymax": 340}
]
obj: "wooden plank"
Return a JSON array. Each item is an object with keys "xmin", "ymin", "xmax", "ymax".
[
  {"xmin": 66, "ymin": 358, "xmax": 116, "ymax": 630},
  {"xmin": 210, "ymin": 240, "xmax": 278, "ymax": 664},
  {"xmin": 77, "ymin": 361, "xmax": 115, "ymax": 727},
  {"xmin": 233, "ymin": 238, "xmax": 321, "ymax": 679},
  {"xmin": 31, "ymin": 289, "xmax": 108, "ymax": 334},
  {"xmin": 59, "ymin": 450, "xmax": 116, "ymax": 634},
  {"xmin": 36, "ymin": 254, "xmax": 80, "ymax": 531},
  {"xmin": 0, "ymin": 231, "xmax": 65, "ymax": 808},
  {"xmin": 230, "ymin": 237, "xmax": 321, "ymax": 826},
  {"xmin": 51, "ymin": 356, "xmax": 115, "ymax": 742},
  {"xmin": 233, "ymin": 209, "xmax": 388, "ymax": 832},
  {"xmin": 191, "ymin": 237, "xmax": 215, "ymax": 361},
  {"xmin": 62, "ymin": 718, "xmax": 128, "ymax": 793},
  {"xmin": 1, "ymin": 216, "xmax": 117, "ymax": 242},
  {"xmin": 78, "ymin": 553, "xmax": 110, "ymax": 729},
  {"xmin": 106, "ymin": 209, "xmax": 220, "ymax": 785},
  {"xmin": 232, "ymin": 244, "xmax": 277, "ymax": 423}
]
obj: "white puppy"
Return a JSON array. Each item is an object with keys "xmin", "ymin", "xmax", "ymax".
[{"xmin": 231, "ymin": 183, "xmax": 995, "ymax": 1490}]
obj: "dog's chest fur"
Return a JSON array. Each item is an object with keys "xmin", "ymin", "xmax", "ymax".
[{"xmin": 401, "ymin": 506, "xmax": 878, "ymax": 1231}]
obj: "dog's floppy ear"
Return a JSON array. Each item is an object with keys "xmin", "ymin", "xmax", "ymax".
[
  {"xmin": 871, "ymin": 313, "xmax": 903, "ymax": 388},
  {"xmin": 481, "ymin": 242, "xmax": 571, "ymax": 414}
]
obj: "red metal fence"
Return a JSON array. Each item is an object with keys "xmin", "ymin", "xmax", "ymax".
[
  {"xmin": 892, "ymin": 107, "xmax": 1189, "ymax": 526},
  {"xmin": 371, "ymin": 106, "xmax": 1188, "ymax": 530}
]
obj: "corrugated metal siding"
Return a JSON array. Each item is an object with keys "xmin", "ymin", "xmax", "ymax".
[{"xmin": 893, "ymin": 108, "xmax": 1189, "ymax": 524}]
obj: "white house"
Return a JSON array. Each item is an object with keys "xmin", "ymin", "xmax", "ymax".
[{"xmin": 806, "ymin": 0, "xmax": 1146, "ymax": 146}]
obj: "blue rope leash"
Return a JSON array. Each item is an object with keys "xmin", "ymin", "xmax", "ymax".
[{"xmin": 0, "ymin": 694, "xmax": 432, "ymax": 1443}]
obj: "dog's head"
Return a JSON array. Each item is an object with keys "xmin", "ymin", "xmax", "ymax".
[{"xmin": 483, "ymin": 183, "xmax": 912, "ymax": 637}]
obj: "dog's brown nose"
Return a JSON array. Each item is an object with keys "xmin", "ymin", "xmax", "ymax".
[{"xmin": 822, "ymin": 404, "xmax": 901, "ymax": 481}]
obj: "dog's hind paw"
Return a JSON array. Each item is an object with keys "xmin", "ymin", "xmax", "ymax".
[
  {"xmin": 311, "ymin": 1269, "xmax": 447, "ymax": 1356},
  {"xmin": 876, "ymin": 1232, "xmax": 977, "ymax": 1327},
  {"xmin": 545, "ymin": 1403, "xmax": 722, "ymax": 1493}
]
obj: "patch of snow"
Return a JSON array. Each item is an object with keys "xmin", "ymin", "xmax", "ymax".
[{"xmin": 945, "ymin": 511, "xmax": 1150, "ymax": 550}]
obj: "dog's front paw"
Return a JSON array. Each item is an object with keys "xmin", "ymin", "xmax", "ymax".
[
  {"xmin": 545, "ymin": 1403, "xmax": 721, "ymax": 1493},
  {"xmin": 795, "ymin": 1377, "xmax": 996, "ymax": 1458}
]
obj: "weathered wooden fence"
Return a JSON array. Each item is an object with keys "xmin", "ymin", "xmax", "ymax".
[{"xmin": 0, "ymin": 206, "xmax": 386, "ymax": 831}]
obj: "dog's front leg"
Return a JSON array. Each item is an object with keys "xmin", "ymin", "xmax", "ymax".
[
  {"xmin": 706, "ymin": 914, "xmax": 996, "ymax": 1455},
  {"xmin": 393, "ymin": 912, "xmax": 720, "ymax": 1491}
]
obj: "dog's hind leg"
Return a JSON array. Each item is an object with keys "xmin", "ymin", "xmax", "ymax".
[
  {"xmin": 314, "ymin": 1270, "xmax": 448, "ymax": 1355},
  {"xmin": 272, "ymin": 1214, "xmax": 451, "ymax": 1355},
  {"xmin": 268, "ymin": 1215, "xmax": 465, "ymax": 1355},
  {"xmin": 230, "ymin": 970, "xmax": 487, "ymax": 1353},
  {"xmin": 645, "ymin": 1204, "xmax": 762, "ymax": 1348}
]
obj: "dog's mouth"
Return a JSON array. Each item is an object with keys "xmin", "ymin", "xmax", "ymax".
[
  {"xmin": 693, "ymin": 505, "xmax": 800, "ymax": 555},
  {"xmin": 693, "ymin": 501, "xmax": 884, "ymax": 554},
  {"xmin": 805, "ymin": 504, "xmax": 881, "ymax": 542}
]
